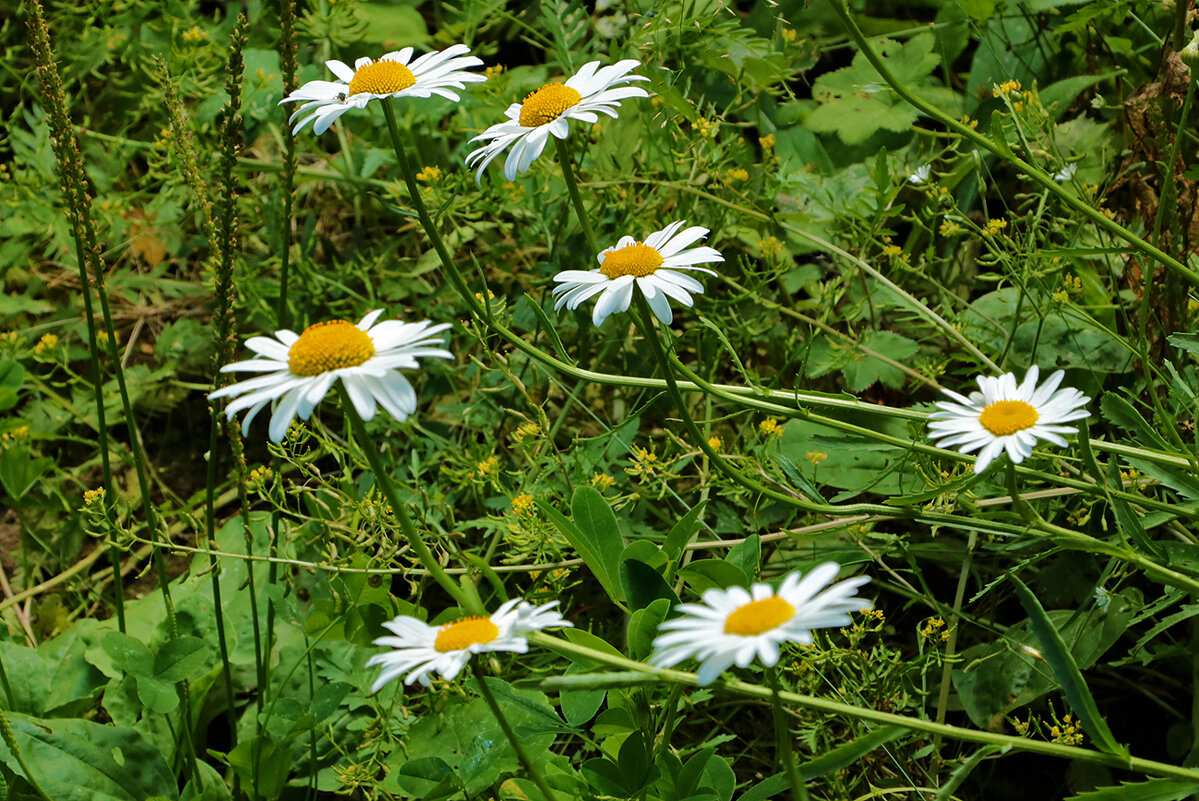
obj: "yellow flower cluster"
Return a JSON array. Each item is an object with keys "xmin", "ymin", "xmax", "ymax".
[
  {"xmin": 511, "ymin": 493, "xmax": 535, "ymax": 517},
  {"xmin": 707, "ymin": 435, "xmax": 722, "ymax": 451},
  {"xmin": 982, "ymin": 218, "xmax": 1007, "ymax": 237},
  {"xmin": 1050, "ymin": 715, "xmax": 1084, "ymax": 745},
  {"xmin": 476, "ymin": 455, "xmax": 501, "ymax": 477},
  {"xmin": 416, "ymin": 165, "xmax": 442, "ymax": 183},
  {"xmin": 758, "ymin": 418, "xmax": 783, "ymax": 437},
  {"xmin": 759, "ymin": 133, "xmax": 775, "ymax": 150},
  {"xmin": 1, "ymin": 425, "xmax": 30, "ymax": 442},
  {"xmin": 919, "ymin": 616, "xmax": 948, "ymax": 641},
  {"xmin": 34, "ymin": 333, "xmax": 59, "ymax": 357},
  {"xmin": 511, "ymin": 422, "xmax": 541, "ymax": 445},
  {"xmin": 591, "ymin": 472, "xmax": 615, "ymax": 489},
  {"xmin": 758, "ymin": 236, "xmax": 783, "ymax": 256},
  {"xmin": 83, "ymin": 488, "xmax": 107, "ymax": 507},
  {"xmin": 724, "ymin": 167, "xmax": 749, "ymax": 183},
  {"xmin": 805, "ymin": 450, "xmax": 827, "ymax": 465},
  {"xmin": 882, "ymin": 244, "xmax": 903, "ymax": 258}
]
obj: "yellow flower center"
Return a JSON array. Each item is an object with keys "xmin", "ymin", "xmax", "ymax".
[
  {"xmin": 723, "ymin": 595, "xmax": 795, "ymax": 636},
  {"xmin": 434, "ymin": 616, "xmax": 500, "ymax": 652},
  {"xmin": 518, "ymin": 83, "xmax": 582, "ymax": 127},
  {"xmin": 600, "ymin": 242, "xmax": 664, "ymax": 279},
  {"xmin": 347, "ymin": 59, "xmax": 416, "ymax": 96},
  {"xmin": 978, "ymin": 399, "xmax": 1039, "ymax": 436},
  {"xmin": 287, "ymin": 320, "xmax": 375, "ymax": 376}
]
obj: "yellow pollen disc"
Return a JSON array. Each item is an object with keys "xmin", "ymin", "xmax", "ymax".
[
  {"xmin": 347, "ymin": 59, "xmax": 416, "ymax": 96},
  {"xmin": 600, "ymin": 242, "xmax": 664, "ymax": 279},
  {"xmin": 434, "ymin": 616, "xmax": 500, "ymax": 652},
  {"xmin": 519, "ymin": 83, "xmax": 583, "ymax": 127},
  {"xmin": 978, "ymin": 399, "xmax": 1039, "ymax": 436},
  {"xmin": 287, "ymin": 320, "xmax": 375, "ymax": 376},
  {"xmin": 723, "ymin": 595, "xmax": 796, "ymax": 636}
]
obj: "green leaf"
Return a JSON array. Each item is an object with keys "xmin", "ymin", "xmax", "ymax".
[
  {"xmin": 678, "ymin": 559, "xmax": 748, "ymax": 594},
  {"xmin": 0, "ymin": 447, "xmax": 52, "ymax": 501},
  {"xmin": 1100, "ymin": 394, "xmax": 1171, "ymax": 451},
  {"xmin": 627, "ymin": 598, "xmax": 671, "ymax": 661},
  {"xmin": 0, "ymin": 360, "xmax": 23, "ymax": 412},
  {"xmin": 841, "ymin": 331, "xmax": 919, "ymax": 392},
  {"xmin": 739, "ymin": 726, "xmax": 909, "ymax": 801},
  {"xmin": 227, "ymin": 736, "xmax": 291, "ymax": 799},
  {"xmin": 1010, "ymin": 577, "xmax": 1128, "ymax": 758},
  {"xmin": 663, "ymin": 502, "xmax": 706, "ymax": 562},
  {"xmin": 1167, "ymin": 332, "xmax": 1199, "ymax": 354},
  {"xmin": 538, "ymin": 486, "xmax": 625, "ymax": 606},
  {"xmin": 153, "ymin": 637, "xmax": 208, "ymax": 682},
  {"xmin": 0, "ymin": 712, "xmax": 178, "ymax": 801},
  {"xmin": 135, "ymin": 676, "xmax": 179, "ymax": 715},
  {"xmin": 101, "ymin": 632, "xmax": 154, "ymax": 679},
  {"xmin": 806, "ymin": 36, "xmax": 940, "ymax": 144},
  {"xmin": 1065, "ymin": 779, "xmax": 1199, "ymax": 801},
  {"xmin": 725, "ymin": 534, "xmax": 760, "ymax": 580},
  {"xmin": 620, "ymin": 559, "xmax": 679, "ymax": 613},
  {"xmin": 355, "ymin": 2, "xmax": 428, "ymax": 44}
]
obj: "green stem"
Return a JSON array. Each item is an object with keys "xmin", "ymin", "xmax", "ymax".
[
  {"xmin": 530, "ymin": 633, "xmax": 1199, "ymax": 781},
  {"xmin": 824, "ymin": 0, "xmax": 1199, "ymax": 288},
  {"xmin": 339, "ymin": 386, "xmax": 478, "ymax": 613},
  {"xmin": 767, "ymin": 668, "xmax": 809, "ymax": 801},
  {"xmin": 553, "ymin": 136, "xmax": 601, "ymax": 256},
  {"xmin": 470, "ymin": 661, "xmax": 560, "ymax": 801}
]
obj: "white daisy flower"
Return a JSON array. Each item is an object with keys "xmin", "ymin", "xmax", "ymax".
[
  {"xmin": 366, "ymin": 599, "xmax": 572, "ymax": 691},
  {"xmin": 927, "ymin": 365, "xmax": 1091, "ymax": 474},
  {"xmin": 208, "ymin": 310, "xmax": 452, "ymax": 442},
  {"xmin": 280, "ymin": 44, "xmax": 486, "ymax": 135},
  {"xmin": 907, "ymin": 163, "xmax": 932, "ymax": 184},
  {"xmin": 465, "ymin": 59, "xmax": 649, "ymax": 181},
  {"xmin": 552, "ymin": 220, "xmax": 723, "ymax": 327},
  {"xmin": 650, "ymin": 564, "xmax": 871, "ymax": 686}
]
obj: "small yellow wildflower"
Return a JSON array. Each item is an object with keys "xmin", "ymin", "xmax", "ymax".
[
  {"xmin": 693, "ymin": 117, "xmax": 717, "ymax": 138},
  {"xmin": 992, "ymin": 79, "xmax": 1022, "ymax": 99},
  {"xmin": 758, "ymin": 236, "xmax": 783, "ymax": 256},
  {"xmin": 247, "ymin": 466, "xmax": 273, "ymax": 486},
  {"xmin": 983, "ymin": 218, "xmax": 1008, "ymax": 237},
  {"xmin": 484, "ymin": 64, "xmax": 504, "ymax": 80},
  {"xmin": 805, "ymin": 450, "xmax": 827, "ymax": 465},
  {"xmin": 2, "ymin": 425, "xmax": 30, "ymax": 442},
  {"xmin": 882, "ymin": 244, "xmax": 903, "ymax": 258},
  {"xmin": 511, "ymin": 422, "xmax": 541, "ymax": 445},
  {"xmin": 919, "ymin": 616, "xmax": 946, "ymax": 641},
  {"xmin": 0, "ymin": 331, "xmax": 18, "ymax": 347},
  {"xmin": 476, "ymin": 455, "xmax": 501, "ymax": 478},
  {"xmin": 626, "ymin": 447, "xmax": 660, "ymax": 479},
  {"xmin": 725, "ymin": 167, "xmax": 749, "ymax": 183},
  {"xmin": 1012, "ymin": 717, "xmax": 1030, "ymax": 736},
  {"xmin": 960, "ymin": 114, "xmax": 979, "ymax": 129},
  {"xmin": 416, "ymin": 165, "xmax": 442, "ymax": 183},
  {"xmin": 781, "ymin": 28, "xmax": 797, "ymax": 42},
  {"xmin": 83, "ymin": 488, "xmax": 106, "ymax": 507},
  {"xmin": 591, "ymin": 473, "xmax": 616, "ymax": 490},
  {"xmin": 759, "ymin": 133, "xmax": 775, "ymax": 150},
  {"xmin": 707, "ymin": 435, "xmax": 723, "ymax": 451},
  {"xmin": 759, "ymin": 418, "xmax": 783, "ymax": 437},
  {"xmin": 33, "ymin": 333, "xmax": 59, "ymax": 358},
  {"xmin": 511, "ymin": 493, "xmax": 536, "ymax": 517},
  {"xmin": 939, "ymin": 220, "xmax": 961, "ymax": 236}
]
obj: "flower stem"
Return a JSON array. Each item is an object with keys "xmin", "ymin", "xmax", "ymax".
[
  {"xmin": 767, "ymin": 668, "xmax": 809, "ymax": 801},
  {"xmin": 339, "ymin": 387, "xmax": 479, "ymax": 614},
  {"xmin": 470, "ymin": 660, "xmax": 560, "ymax": 801},
  {"xmin": 553, "ymin": 136, "xmax": 601, "ymax": 257}
]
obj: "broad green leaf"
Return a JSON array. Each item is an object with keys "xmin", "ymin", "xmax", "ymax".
[
  {"xmin": 0, "ymin": 712, "xmax": 178, "ymax": 801},
  {"xmin": 841, "ymin": 331, "xmax": 919, "ymax": 392},
  {"xmin": 227, "ymin": 736, "xmax": 291, "ymax": 800},
  {"xmin": 1010, "ymin": 577, "xmax": 1127, "ymax": 757},
  {"xmin": 627, "ymin": 598, "xmax": 671, "ymax": 661},
  {"xmin": 663, "ymin": 502, "xmax": 707, "ymax": 562},
  {"xmin": 559, "ymin": 661, "xmax": 606, "ymax": 727},
  {"xmin": 153, "ymin": 636, "xmax": 208, "ymax": 682},
  {"xmin": 678, "ymin": 559, "xmax": 748, "ymax": 594},
  {"xmin": 0, "ymin": 447, "xmax": 52, "ymax": 501},
  {"xmin": 538, "ymin": 486, "xmax": 625, "ymax": 606},
  {"xmin": 725, "ymin": 534, "xmax": 760, "ymax": 580},
  {"xmin": 355, "ymin": 2, "xmax": 428, "ymax": 44},
  {"xmin": 620, "ymin": 559, "xmax": 679, "ymax": 613},
  {"xmin": 101, "ymin": 632, "xmax": 154, "ymax": 679}
]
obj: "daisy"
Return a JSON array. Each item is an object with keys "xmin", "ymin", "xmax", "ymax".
[
  {"xmin": 366, "ymin": 599, "xmax": 572, "ymax": 691},
  {"xmin": 552, "ymin": 220, "xmax": 723, "ymax": 327},
  {"xmin": 650, "ymin": 564, "xmax": 871, "ymax": 686},
  {"xmin": 927, "ymin": 365, "xmax": 1091, "ymax": 474},
  {"xmin": 208, "ymin": 310, "xmax": 452, "ymax": 442},
  {"xmin": 280, "ymin": 44, "xmax": 486, "ymax": 135},
  {"xmin": 465, "ymin": 59, "xmax": 649, "ymax": 181}
]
